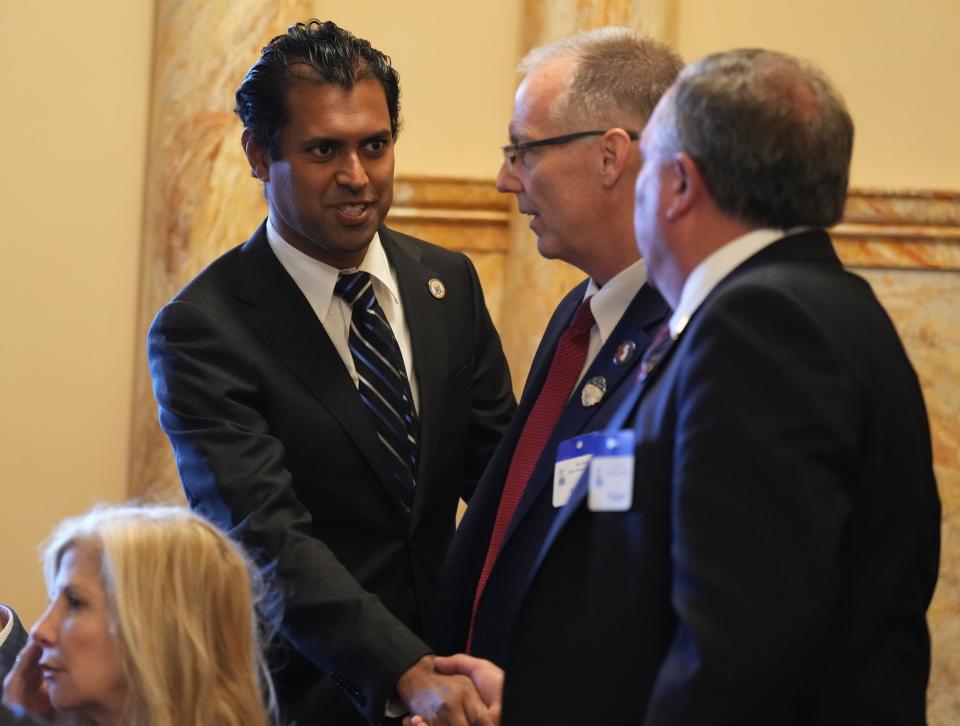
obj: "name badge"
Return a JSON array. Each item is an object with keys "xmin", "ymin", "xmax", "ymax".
[
  {"xmin": 553, "ymin": 430, "xmax": 634, "ymax": 511},
  {"xmin": 553, "ymin": 433, "xmax": 605, "ymax": 507},
  {"xmin": 587, "ymin": 430, "xmax": 635, "ymax": 512}
]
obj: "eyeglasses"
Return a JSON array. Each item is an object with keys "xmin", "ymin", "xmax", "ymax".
[{"xmin": 501, "ymin": 129, "xmax": 639, "ymax": 170}]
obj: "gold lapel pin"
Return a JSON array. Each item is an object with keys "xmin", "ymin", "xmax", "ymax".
[
  {"xmin": 581, "ymin": 375, "xmax": 607, "ymax": 407},
  {"xmin": 428, "ymin": 278, "xmax": 446, "ymax": 299}
]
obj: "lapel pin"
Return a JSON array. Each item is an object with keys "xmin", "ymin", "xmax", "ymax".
[
  {"xmin": 581, "ymin": 375, "xmax": 607, "ymax": 408},
  {"xmin": 613, "ymin": 340, "xmax": 637, "ymax": 366},
  {"xmin": 428, "ymin": 278, "xmax": 446, "ymax": 299}
]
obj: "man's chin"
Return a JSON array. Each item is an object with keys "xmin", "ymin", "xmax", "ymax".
[{"xmin": 535, "ymin": 236, "xmax": 563, "ymax": 262}]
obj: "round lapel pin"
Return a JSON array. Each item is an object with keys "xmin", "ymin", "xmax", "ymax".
[
  {"xmin": 428, "ymin": 278, "xmax": 446, "ymax": 299},
  {"xmin": 613, "ymin": 340, "xmax": 637, "ymax": 366},
  {"xmin": 581, "ymin": 376, "xmax": 607, "ymax": 407}
]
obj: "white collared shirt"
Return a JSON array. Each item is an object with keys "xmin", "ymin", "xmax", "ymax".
[
  {"xmin": 579, "ymin": 257, "xmax": 649, "ymax": 383},
  {"xmin": 266, "ymin": 220, "xmax": 420, "ymax": 410},
  {"xmin": 669, "ymin": 228, "xmax": 796, "ymax": 337}
]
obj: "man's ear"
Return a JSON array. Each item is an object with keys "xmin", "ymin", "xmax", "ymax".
[
  {"xmin": 664, "ymin": 152, "xmax": 703, "ymax": 221},
  {"xmin": 599, "ymin": 128, "xmax": 638, "ymax": 187},
  {"xmin": 242, "ymin": 129, "xmax": 269, "ymax": 182}
]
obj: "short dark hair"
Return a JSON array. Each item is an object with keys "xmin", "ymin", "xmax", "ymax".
[
  {"xmin": 654, "ymin": 48, "xmax": 854, "ymax": 228},
  {"xmin": 235, "ymin": 19, "xmax": 401, "ymax": 159}
]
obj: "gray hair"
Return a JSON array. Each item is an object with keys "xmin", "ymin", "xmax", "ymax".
[
  {"xmin": 519, "ymin": 27, "xmax": 683, "ymax": 130},
  {"xmin": 652, "ymin": 48, "xmax": 854, "ymax": 228}
]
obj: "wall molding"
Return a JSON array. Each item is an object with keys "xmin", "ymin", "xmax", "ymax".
[
  {"xmin": 386, "ymin": 175, "xmax": 510, "ymax": 254},
  {"xmin": 833, "ymin": 188, "xmax": 960, "ymax": 271},
  {"xmin": 388, "ymin": 176, "xmax": 960, "ymax": 272}
]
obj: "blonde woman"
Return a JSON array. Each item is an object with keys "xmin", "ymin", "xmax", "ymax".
[{"xmin": 3, "ymin": 504, "xmax": 275, "ymax": 725}]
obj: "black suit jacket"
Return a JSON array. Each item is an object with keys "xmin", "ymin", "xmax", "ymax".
[
  {"xmin": 502, "ymin": 230, "xmax": 940, "ymax": 725},
  {"xmin": 432, "ymin": 279, "xmax": 669, "ymax": 665},
  {"xmin": 148, "ymin": 223, "xmax": 515, "ymax": 725},
  {"xmin": 0, "ymin": 707, "xmax": 43, "ymax": 726}
]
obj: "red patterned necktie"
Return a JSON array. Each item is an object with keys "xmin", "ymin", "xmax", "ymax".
[{"xmin": 466, "ymin": 298, "xmax": 595, "ymax": 651}]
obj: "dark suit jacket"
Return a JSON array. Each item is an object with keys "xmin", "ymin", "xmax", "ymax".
[
  {"xmin": 148, "ymin": 223, "xmax": 515, "ymax": 725},
  {"xmin": 501, "ymin": 230, "xmax": 941, "ymax": 725},
  {"xmin": 432, "ymin": 279, "xmax": 669, "ymax": 665},
  {"xmin": 0, "ymin": 707, "xmax": 43, "ymax": 726},
  {"xmin": 0, "ymin": 605, "xmax": 27, "ymax": 681}
]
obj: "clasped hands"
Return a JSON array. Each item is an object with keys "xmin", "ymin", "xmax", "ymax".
[{"xmin": 398, "ymin": 653, "xmax": 503, "ymax": 726}]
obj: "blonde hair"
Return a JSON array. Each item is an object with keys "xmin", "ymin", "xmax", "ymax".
[{"xmin": 43, "ymin": 504, "xmax": 276, "ymax": 726}]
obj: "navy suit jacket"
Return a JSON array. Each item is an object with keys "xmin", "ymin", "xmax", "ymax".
[
  {"xmin": 502, "ymin": 230, "xmax": 941, "ymax": 725},
  {"xmin": 148, "ymin": 223, "xmax": 515, "ymax": 725},
  {"xmin": 432, "ymin": 279, "xmax": 669, "ymax": 665}
]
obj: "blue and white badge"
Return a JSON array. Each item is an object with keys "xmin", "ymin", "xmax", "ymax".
[
  {"xmin": 587, "ymin": 430, "xmax": 635, "ymax": 512},
  {"xmin": 553, "ymin": 430, "xmax": 635, "ymax": 511}
]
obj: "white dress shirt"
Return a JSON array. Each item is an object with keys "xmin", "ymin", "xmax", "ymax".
[
  {"xmin": 578, "ymin": 258, "xmax": 649, "ymax": 384},
  {"xmin": 668, "ymin": 228, "xmax": 795, "ymax": 337},
  {"xmin": 266, "ymin": 220, "xmax": 420, "ymax": 410}
]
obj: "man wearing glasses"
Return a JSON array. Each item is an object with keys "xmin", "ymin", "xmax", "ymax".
[{"xmin": 431, "ymin": 27, "xmax": 683, "ymax": 679}]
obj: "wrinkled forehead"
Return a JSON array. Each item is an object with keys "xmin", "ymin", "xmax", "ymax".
[{"xmin": 511, "ymin": 56, "xmax": 578, "ymax": 136}]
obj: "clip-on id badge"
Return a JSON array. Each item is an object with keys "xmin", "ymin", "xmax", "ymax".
[{"xmin": 553, "ymin": 429, "xmax": 635, "ymax": 511}]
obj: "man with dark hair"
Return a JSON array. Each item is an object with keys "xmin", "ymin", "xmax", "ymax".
[
  {"xmin": 498, "ymin": 48, "xmax": 941, "ymax": 725},
  {"xmin": 148, "ymin": 20, "xmax": 514, "ymax": 726},
  {"xmin": 432, "ymin": 26, "xmax": 681, "ymax": 674}
]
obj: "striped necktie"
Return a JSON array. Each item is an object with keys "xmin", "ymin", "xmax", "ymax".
[{"xmin": 335, "ymin": 271, "xmax": 419, "ymax": 507}]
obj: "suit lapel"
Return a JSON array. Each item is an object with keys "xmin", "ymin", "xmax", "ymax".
[
  {"xmin": 235, "ymin": 225, "xmax": 410, "ymax": 514},
  {"xmin": 501, "ymin": 283, "xmax": 670, "ymax": 548},
  {"xmin": 523, "ymin": 230, "xmax": 841, "ymax": 589},
  {"xmin": 379, "ymin": 227, "xmax": 449, "ymax": 530}
]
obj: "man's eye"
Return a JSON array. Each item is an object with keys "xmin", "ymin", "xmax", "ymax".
[
  {"xmin": 365, "ymin": 138, "xmax": 388, "ymax": 153},
  {"xmin": 309, "ymin": 144, "xmax": 335, "ymax": 158}
]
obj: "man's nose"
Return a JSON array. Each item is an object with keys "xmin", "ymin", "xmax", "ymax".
[
  {"xmin": 336, "ymin": 152, "xmax": 369, "ymax": 190},
  {"xmin": 496, "ymin": 159, "xmax": 522, "ymax": 194}
]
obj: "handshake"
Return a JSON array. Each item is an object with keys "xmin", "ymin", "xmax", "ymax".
[{"xmin": 398, "ymin": 654, "xmax": 504, "ymax": 726}]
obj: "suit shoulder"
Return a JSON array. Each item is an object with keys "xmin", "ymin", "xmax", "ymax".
[
  {"xmin": 382, "ymin": 226, "xmax": 474, "ymax": 270},
  {"xmin": 168, "ymin": 242, "xmax": 245, "ymax": 304}
]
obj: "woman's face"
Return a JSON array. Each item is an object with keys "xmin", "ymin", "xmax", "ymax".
[{"xmin": 32, "ymin": 544, "xmax": 128, "ymax": 725}]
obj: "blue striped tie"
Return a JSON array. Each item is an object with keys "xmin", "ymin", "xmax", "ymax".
[{"xmin": 335, "ymin": 271, "xmax": 419, "ymax": 506}]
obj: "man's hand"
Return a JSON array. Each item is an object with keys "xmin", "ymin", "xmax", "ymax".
[
  {"xmin": 397, "ymin": 654, "xmax": 495, "ymax": 726},
  {"xmin": 404, "ymin": 654, "xmax": 504, "ymax": 726},
  {"xmin": 2, "ymin": 638, "xmax": 56, "ymax": 721}
]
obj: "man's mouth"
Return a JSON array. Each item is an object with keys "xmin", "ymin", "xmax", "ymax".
[{"xmin": 336, "ymin": 203, "xmax": 370, "ymax": 217}]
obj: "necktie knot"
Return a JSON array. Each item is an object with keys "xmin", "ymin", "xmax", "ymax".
[
  {"xmin": 568, "ymin": 298, "xmax": 596, "ymax": 338},
  {"xmin": 335, "ymin": 271, "xmax": 373, "ymax": 308}
]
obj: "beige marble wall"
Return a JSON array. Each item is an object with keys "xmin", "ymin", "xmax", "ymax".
[
  {"xmin": 834, "ymin": 189, "xmax": 960, "ymax": 724},
  {"xmin": 861, "ymin": 267, "xmax": 959, "ymax": 725}
]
